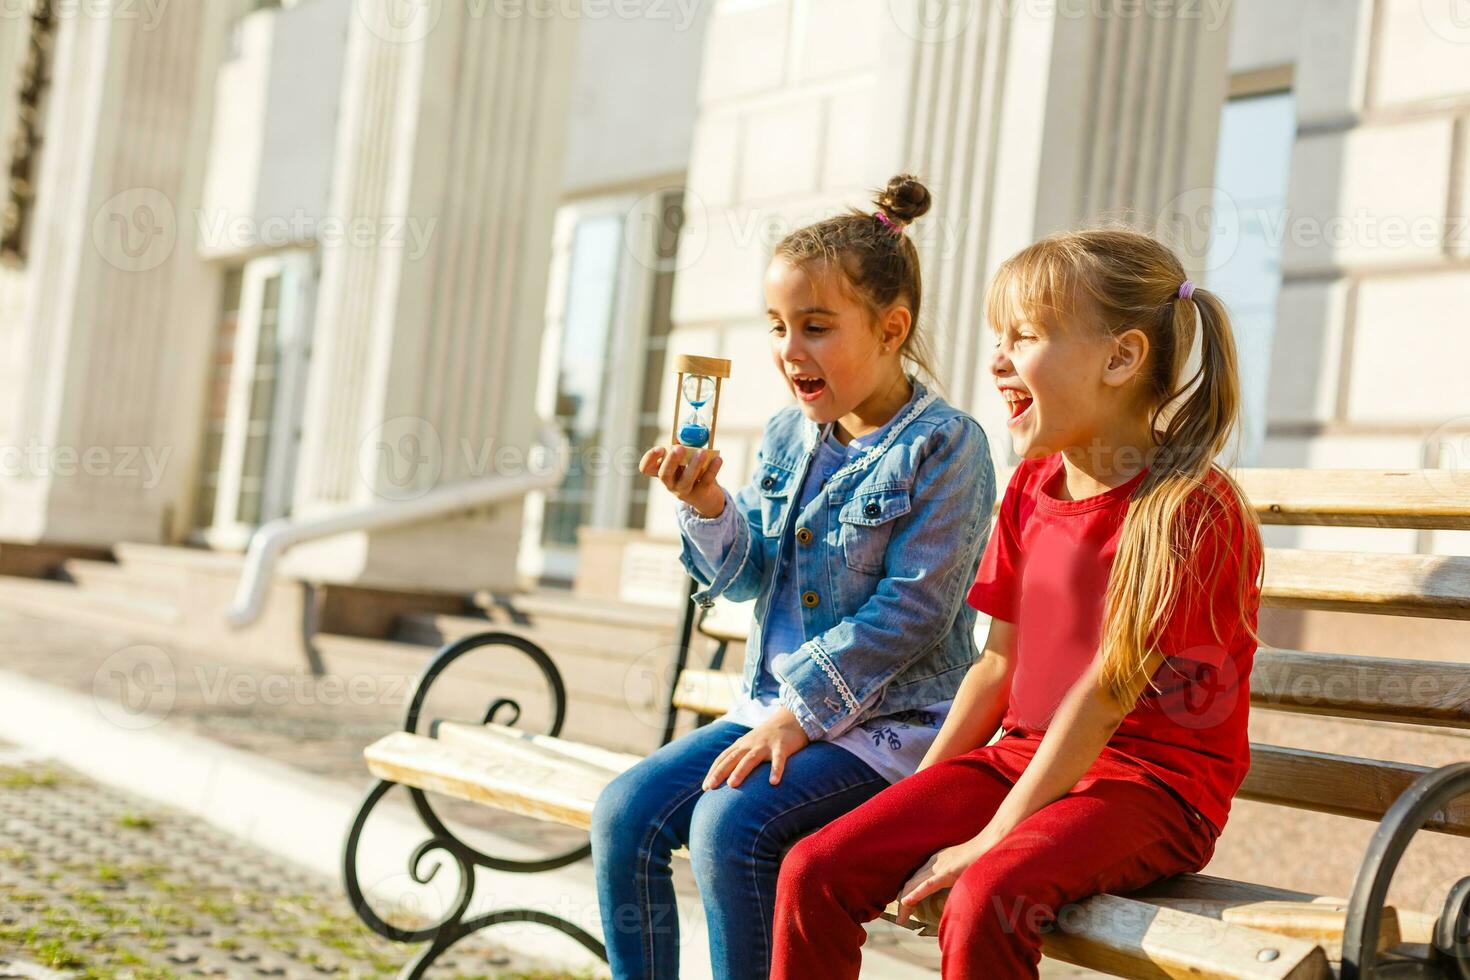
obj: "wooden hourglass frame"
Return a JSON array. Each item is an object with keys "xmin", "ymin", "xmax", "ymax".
[{"xmin": 670, "ymin": 354, "xmax": 732, "ymax": 453}]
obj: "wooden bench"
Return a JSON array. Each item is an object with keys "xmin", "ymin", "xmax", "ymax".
[{"xmin": 343, "ymin": 468, "xmax": 1470, "ymax": 979}]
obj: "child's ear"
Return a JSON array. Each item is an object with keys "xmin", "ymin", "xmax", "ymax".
[
  {"xmin": 879, "ymin": 305, "xmax": 911, "ymax": 354},
  {"xmin": 1102, "ymin": 328, "xmax": 1149, "ymax": 388}
]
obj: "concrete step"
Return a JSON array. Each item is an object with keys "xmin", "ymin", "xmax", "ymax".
[
  {"xmin": 55, "ymin": 557, "xmax": 179, "ymax": 603},
  {"xmin": 475, "ymin": 587, "xmax": 682, "ymax": 629},
  {"xmin": 0, "ymin": 574, "xmax": 180, "ymax": 634},
  {"xmin": 113, "ymin": 540, "xmax": 246, "ymax": 574},
  {"xmin": 397, "ymin": 602, "xmax": 680, "ymax": 663}
]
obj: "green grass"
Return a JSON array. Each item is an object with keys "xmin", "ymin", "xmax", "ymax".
[
  {"xmin": 115, "ymin": 811, "xmax": 157, "ymax": 831},
  {"xmin": 0, "ymin": 766, "xmax": 71, "ymax": 788},
  {"xmin": 0, "ymin": 781, "xmax": 608, "ymax": 980}
]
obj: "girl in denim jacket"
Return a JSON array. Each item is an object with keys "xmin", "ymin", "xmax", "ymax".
[{"xmin": 590, "ymin": 175, "xmax": 997, "ymax": 980}]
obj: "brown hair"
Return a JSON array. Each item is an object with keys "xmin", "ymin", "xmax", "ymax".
[
  {"xmin": 985, "ymin": 228, "xmax": 1264, "ymax": 705},
  {"xmin": 773, "ymin": 174, "xmax": 937, "ymax": 378}
]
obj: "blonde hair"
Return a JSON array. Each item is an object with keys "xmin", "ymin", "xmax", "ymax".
[
  {"xmin": 985, "ymin": 228, "xmax": 1264, "ymax": 706},
  {"xmin": 774, "ymin": 174, "xmax": 938, "ymax": 380}
]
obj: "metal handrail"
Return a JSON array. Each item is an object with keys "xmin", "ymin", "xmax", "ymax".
[{"xmin": 225, "ymin": 420, "xmax": 569, "ymax": 628}]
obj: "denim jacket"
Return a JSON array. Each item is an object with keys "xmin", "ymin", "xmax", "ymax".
[{"xmin": 678, "ymin": 378, "xmax": 997, "ymax": 740}]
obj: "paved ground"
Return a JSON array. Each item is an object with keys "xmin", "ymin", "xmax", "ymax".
[{"xmin": 0, "ymin": 739, "xmax": 593, "ymax": 980}]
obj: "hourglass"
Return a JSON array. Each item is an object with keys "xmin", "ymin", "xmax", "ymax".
[{"xmin": 670, "ymin": 354, "xmax": 731, "ymax": 451}]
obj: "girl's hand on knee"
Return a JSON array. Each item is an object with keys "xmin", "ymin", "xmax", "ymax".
[
  {"xmin": 701, "ymin": 708, "xmax": 810, "ymax": 790},
  {"xmin": 894, "ymin": 832, "xmax": 998, "ymax": 926},
  {"xmin": 640, "ymin": 445, "xmax": 725, "ymax": 518}
]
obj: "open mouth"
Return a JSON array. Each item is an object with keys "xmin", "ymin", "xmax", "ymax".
[
  {"xmin": 1001, "ymin": 388, "xmax": 1034, "ymax": 426},
  {"xmin": 791, "ymin": 374, "xmax": 827, "ymax": 402}
]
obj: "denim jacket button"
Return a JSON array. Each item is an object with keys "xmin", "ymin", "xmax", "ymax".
[
  {"xmin": 802, "ymin": 591, "xmax": 819, "ymax": 608},
  {"xmin": 863, "ymin": 501, "xmax": 882, "ymax": 519},
  {"xmin": 795, "ymin": 527, "xmax": 813, "ymax": 545},
  {"xmin": 761, "ymin": 476, "xmax": 776, "ymax": 490}
]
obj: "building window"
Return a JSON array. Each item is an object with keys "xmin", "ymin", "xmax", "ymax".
[
  {"xmin": 626, "ymin": 190, "xmax": 684, "ymax": 529},
  {"xmin": 237, "ymin": 273, "xmax": 284, "ymax": 527},
  {"xmin": 525, "ymin": 188, "xmax": 687, "ymax": 582},
  {"xmin": 541, "ymin": 213, "xmax": 624, "ymax": 549},
  {"xmin": 1207, "ymin": 85, "xmax": 1295, "ymax": 464},
  {"xmin": 191, "ymin": 251, "xmax": 316, "ymax": 549},
  {"xmin": 192, "ymin": 269, "xmax": 245, "ymax": 531}
]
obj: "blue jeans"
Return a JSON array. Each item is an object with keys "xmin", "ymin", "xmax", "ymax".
[{"xmin": 590, "ymin": 720, "xmax": 887, "ymax": 980}]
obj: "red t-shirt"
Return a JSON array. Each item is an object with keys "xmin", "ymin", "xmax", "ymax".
[{"xmin": 966, "ymin": 453, "xmax": 1262, "ymax": 833}]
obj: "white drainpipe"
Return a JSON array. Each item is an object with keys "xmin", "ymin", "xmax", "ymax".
[{"xmin": 225, "ymin": 421, "xmax": 570, "ymax": 629}]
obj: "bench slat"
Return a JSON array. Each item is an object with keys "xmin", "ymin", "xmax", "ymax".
[
  {"xmin": 899, "ymin": 887, "xmax": 1393, "ymax": 963},
  {"xmin": 1145, "ymin": 900, "xmax": 1399, "ymax": 960},
  {"xmin": 697, "ymin": 598, "xmax": 751, "ymax": 644},
  {"xmin": 1032, "ymin": 897, "xmax": 1331, "ymax": 979},
  {"xmin": 1237, "ymin": 469, "xmax": 1470, "ymax": 530},
  {"xmin": 1250, "ymin": 649, "xmax": 1470, "ymax": 728},
  {"xmin": 671, "ymin": 668, "xmax": 742, "ymax": 716},
  {"xmin": 1263, "ymin": 549, "xmax": 1470, "ymax": 620},
  {"xmin": 681, "ymin": 651, "xmax": 1470, "ymax": 730},
  {"xmin": 895, "ymin": 879, "xmax": 1398, "ymax": 965},
  {"xmin": 1241, "ymin": 744, "xmax": 1470, "ymax": 835},
  {"xmin": 687, "ymin": 554, "xmax": 1470, "ymax": 667},
  {"xmin": 685, "ymin": 550, "xmax": 1470, "ymax": 654},
  {"xmin": 365, "ymin": 729, "xmax": 615, "ymax": 830},
  {"xmin": 673, "ymin": 672, "xmax": 1470, "ymax": 833},
  {"xmin": 433, "ymin": 720, "xmax": 643, "ymax": 776},
  {"xmin": 1132, "ymin": 875, "xmax": 1436, "ymax": 947}
]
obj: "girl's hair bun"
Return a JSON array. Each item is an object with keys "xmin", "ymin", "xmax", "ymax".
[{"xmin": 875, "ymin": 174, "xmax": 932, "ymax": 225}]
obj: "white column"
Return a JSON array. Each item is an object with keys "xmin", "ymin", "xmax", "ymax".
[
  {"xmin": 905, "ymin": 1, "xmax": 1232, "ymax": 474},
  {"xmin": 0, "ymin": 4, "xmax": 239, "ymax": 545},
  {"xmin": 283, "ymin": 4, "xmax": 578, "ymax": 592}
]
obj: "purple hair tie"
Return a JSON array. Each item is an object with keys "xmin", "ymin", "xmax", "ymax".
[
  {"xmin": 874, "ymin": 210, "xmax": 904, "ymax": 234},
  {"xmin": 1178, "ymin": 279, "xmax": 1196, "ymax": 301}
]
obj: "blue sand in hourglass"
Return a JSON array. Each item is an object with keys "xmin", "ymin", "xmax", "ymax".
[
  {"xmin": 680, "ymin": 384, "xmax": 711, "ymax": 447},
  {"xmin": 679, "ymin": 422, "xmax": 710, "ymax": 447}
]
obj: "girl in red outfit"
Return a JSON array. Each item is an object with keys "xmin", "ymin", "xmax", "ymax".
[{"xmin": 770, "ymin": 228, "xmax": 1265, "ymax": 980}]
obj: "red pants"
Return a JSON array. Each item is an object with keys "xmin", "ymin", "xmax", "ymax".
[{"xmin": 771, "ymin": 734, "xmax": 1219, "ymax": 979}]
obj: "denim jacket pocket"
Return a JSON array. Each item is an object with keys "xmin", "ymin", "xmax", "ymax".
[
  {"xmin": 837, "ymin": 485, "xmax": 912, "ymax": 575},
  {"xmin": 756, "ymin": 462, "xmax": 795, "ymax": 537}
]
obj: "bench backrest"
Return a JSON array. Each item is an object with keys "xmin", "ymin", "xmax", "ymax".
[{"xmin": 676, "ymin": 468, "xmax": 1470, "ymax": 837}]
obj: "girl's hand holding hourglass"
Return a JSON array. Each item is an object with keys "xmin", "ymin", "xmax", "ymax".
[
  {"xmin": 639, "ymin": 444, "xmax": 725, "ymax": 519},
  {"xmin": 641, "ymin": 359, "xmax": 731, "ymax": 519}
]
